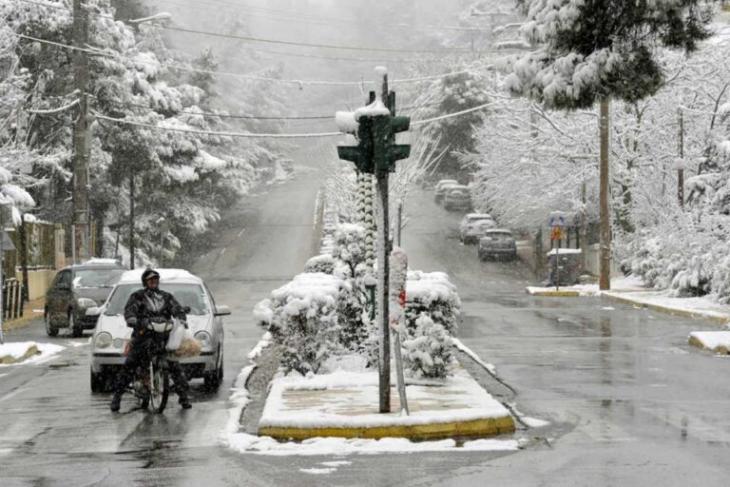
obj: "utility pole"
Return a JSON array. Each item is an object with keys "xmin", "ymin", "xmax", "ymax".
[
  {"xmin": 375, "ymin": 72, "xmax": 391, "ymax": 413},
  {"xmin": 72, "ymin": 0, "xmax": 91, "ymax": 264},
  {"xmin": 129, "ymin": 173, "xmax": 135, "ymax": 270},
  {"xmin": 599, "ymin": 98, "xmax": 611, "ymax": 291},
  {"xmin": 678, "ymin": 108, "xmax": 685, "ymax": 208}
]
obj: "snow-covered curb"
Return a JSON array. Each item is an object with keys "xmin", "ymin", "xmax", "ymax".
[
  {"xmin": 0, "ymin": 341, "xmax": 65, "ymax": 367},
  {"xmin": 604, "ymin": 291, "xmax": 730, "ymax": 324},
  {"xmin": 452, "ymin": 338, "xmax": 496, "ymax": 375},
  {"xmin": 688, "ymin": 331, "xmax": 730, "ymax": 354}
]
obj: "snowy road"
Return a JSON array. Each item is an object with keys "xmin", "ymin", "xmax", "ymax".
[{"xmin": 1, "ymin": 161, "xmax": 730, "ymax": 486}]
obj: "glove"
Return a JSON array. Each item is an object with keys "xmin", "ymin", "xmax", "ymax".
[{"xmin": 181, "ymin": 321, "xmax": 189, "ymax": 330}]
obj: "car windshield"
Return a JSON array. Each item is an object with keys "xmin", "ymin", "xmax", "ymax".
[
  {"xmin": 104, "ymin": 283, "xmax": 210, "ymax": 316},
  {"xmin": 73, "ymin": 269, "xmax": 124, "ymax": 289},
  {"xmin": 468, "ymin": 215, "xmax": 492, "ymax": 223},
  {"xmin": 486, "ymin": 232, "xmax": 513, "ymax": 239}
]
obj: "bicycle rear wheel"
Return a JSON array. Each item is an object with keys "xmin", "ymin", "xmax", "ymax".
[{"xmin": 148, "ymin": 360, "xmax": 169, "ymax": 413}]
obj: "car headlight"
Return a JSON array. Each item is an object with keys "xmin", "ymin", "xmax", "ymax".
[
  {"xmin": 77, "ymin": 298, "xmax": 97, "ymax": 308},
  {"xmin": 112, "ymin": 338, "xmax": 126, "ymax": 349},
  {"xmin": 194, "ymin": 331, "xmax": 212, "ymax": 349},
  {"xmin": 94, "ymin": 332, "xmax": 112, "ymax": 349}
]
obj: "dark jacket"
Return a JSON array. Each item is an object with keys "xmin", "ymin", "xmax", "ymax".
[{"xmin": 124, "ymin": 288, "xmax": 187, "ymax": 338}]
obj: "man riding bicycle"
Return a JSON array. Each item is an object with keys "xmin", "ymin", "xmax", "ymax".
[{"xmin": 110, "ymin": 269, "xmax": 192, "ymax": 412}]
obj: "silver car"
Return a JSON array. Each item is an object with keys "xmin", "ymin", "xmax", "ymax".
[
  {"xmin": 88, "ymin": 269, "xmax": 230, "ymax": 393},
  {"xmin": 443, "ymin": 186, "xmax": 473, "ymax": 212},
  {"xmin": 461, "ymin": 218, "xmax": 497, "ymax": 244}
]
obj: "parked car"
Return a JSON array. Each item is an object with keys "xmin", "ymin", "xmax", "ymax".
[
  {"xmin": 89, "ymin": 268, "xmax": 230, "ymax": 392},
  {"xmin": 478, "ymin": 229, "xmax": 517, "ymax": 261},
  {"xmin": 443, "ymin": 185, "xmax": 473, "ymax": 211},
  {"xmin": 434, "ymin": 179, "xmax": 459, "ymax": 204},
  {"xmin": 45, "ymin": 259, "xmax": 125, "ymax": 338},
  {"xmin": 461, "ymin": 218, "xmax": 497, "ymax": 244},
  {"xmin": 459, "ymin": 213, "xmax": 494, "ymax": 235}
]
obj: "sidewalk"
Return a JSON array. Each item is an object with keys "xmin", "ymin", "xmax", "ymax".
[
  {"xmin": 527, "ymin": 277, "xmax": 730, "ymax": 325},
  {"xmin": 257, "ymin": 364, "xmax": 515, "ymax": 441},
  {"xmin": 3, "ymin": 298, "xmax": 45, "ymax": 332}
]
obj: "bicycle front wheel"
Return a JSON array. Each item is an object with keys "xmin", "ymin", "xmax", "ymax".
[{"xmin": 148, "ymin": 359, "xmax": 169, "ymax": 413}]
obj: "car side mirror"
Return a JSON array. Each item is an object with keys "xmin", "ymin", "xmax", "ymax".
[
  {"xmin": 214, "ymin": 305, "xmax": 231, "ymax": 317},
  {"xmin": 58, "ymin": 283, "xmax": 71, "ymax": 291},
  {"xmin": 85, "ymin": 306, "xmax": 102, "ymax": 317}
]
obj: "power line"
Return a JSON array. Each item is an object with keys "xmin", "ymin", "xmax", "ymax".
[
  {"xmin": 92, "ymin": 101, "xmax": 494, "ymax": 138},
  {"xmin": 159, "ymin": 25, "xmax": 476, "ymax": 54},
  {"xmin": 16, "ymin": 33, "xmax": 482, "ymax": 87}
]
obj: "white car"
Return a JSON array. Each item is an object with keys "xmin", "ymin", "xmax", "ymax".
[
  {"xmin": 434, "ymin": 179, "xmax": 459, "ymax": 204},
  {"xmin": 89, "ymin": 269, "xmax": 230, "ymax": 393},
  {"xmin": 460, "ymin": 214, "xmax": 496, "ymax": 244}
]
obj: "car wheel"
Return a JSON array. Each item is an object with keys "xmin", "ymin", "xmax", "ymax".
[
  {"xmin": 205, "ymin": 348, "xmax": 222, "ymax": 392},
  {"xmin": 45, "ymin": 310, "xmax": 58, "ymax": 337},
  {"xmin": 70, "ymin": 312, "xmax": 83, "ymax": 338},
  {"xmin": 90, "ymin": 368, "xmax": 105, "ymax": 393}
]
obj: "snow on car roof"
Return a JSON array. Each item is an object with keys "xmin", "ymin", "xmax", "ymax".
[
  {"xmin": 117, "ymin": 268, "xmax": 203, "ymax": 285},
  {"xmin": 485, "ymin": 229, "xmax": 512, "ymax": 234},
  {"xmin": 466, "ymin": 213, "xmax": 492, "ymax": 219},
  {"xmin": 82, "ymin": 258, "xmax": 122, "ymax": 266}
]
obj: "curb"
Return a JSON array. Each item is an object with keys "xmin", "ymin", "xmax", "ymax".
[
  {"xmin": 688, "ymin": 335, "xmax": 730, "ymax": 354},
  {"xmin": 259, "ymin": 415, "xmax": 516, "ymax": 441},
  {"xmin": 602, "ymin": 293, "xmax": 730, "ymax": 326},
  {"xmin": 526, "ymin": 289, "xmax": 581, "ymax": 297}
]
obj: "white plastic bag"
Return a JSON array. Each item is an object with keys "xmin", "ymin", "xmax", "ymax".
[{"xmin": 165, "ymin": 319, "xmax": 185, "ymax": 352}]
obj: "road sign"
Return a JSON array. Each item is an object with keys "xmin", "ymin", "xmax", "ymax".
[
  {"xmin": 548, "ymin": 212, "xmax": 566, "ymax": 228},
  {"xmin": 550, "ymin": 227, "xmax": 564, "ymax": 241}
]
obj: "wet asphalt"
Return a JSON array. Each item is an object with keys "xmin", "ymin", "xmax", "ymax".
[{"xmin": 1, "ymin": 144, "xmax": 729, "ymax": 486}]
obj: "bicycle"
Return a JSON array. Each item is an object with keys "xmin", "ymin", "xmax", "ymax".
[{"xmin": 128, "ymin": 319, "xmax": 176, "ymax": 413}]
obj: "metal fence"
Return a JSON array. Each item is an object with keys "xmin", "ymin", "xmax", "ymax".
[{"xmin": 2, "ymin": 278, "xmax": 24, "ymax": 321}]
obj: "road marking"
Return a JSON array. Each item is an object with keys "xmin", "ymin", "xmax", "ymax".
[{"xmin": 237, "ymin": 228, "xmax": 246, "ymax": 238}]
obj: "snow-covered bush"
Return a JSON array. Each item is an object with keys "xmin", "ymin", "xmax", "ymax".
[
  {"xmin": 401, "ymin": 314, "xmax": 454, "ymax": 379},
  {"xmin": 331, "ymin": 223, "xmax": 367, "ymax": 278},
  {"xmin": 397, "ymin": 271, "xmax": 462, "ymax": 378},
  {"xmin": 304, "ymin": 254, "xmax": 336, "ymax": 275},
  {"xmin": 255, "ymin": 273, "xmax": 350, "ymax": 375}
]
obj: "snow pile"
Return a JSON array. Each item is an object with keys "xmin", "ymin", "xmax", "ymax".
[
  {"xmin": 688, "ymin": 331, "xmax": 730, "ymax": 354},
  {"xmin": 304, "ymin": 254, "xmax": 336, "ymax": 275},
  {"xmin": 256, "ymin": 273, "xmax": 351, "ymax": 375},
  {"xmin": 0, "ymin": 341, "xmax": 64, "ymax": 366}
]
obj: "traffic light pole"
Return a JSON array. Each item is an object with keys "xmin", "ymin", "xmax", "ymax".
[{"xmin": 376, "ymin": 72, "xmax": 391, "ymax": 414}]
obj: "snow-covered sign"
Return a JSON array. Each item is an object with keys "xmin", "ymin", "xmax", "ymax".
[
  {"xmin": 389, "ymin": 247, "xmax": 408, "ymax": 328},
  {"xmin": 548, "ymin": 211, "xmax": 566, "ymax": 228},
  {"xmin": 1, "ymin": 231, "xmax": 16, "ymax": 251}
]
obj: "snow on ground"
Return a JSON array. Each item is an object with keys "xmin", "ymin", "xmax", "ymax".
[
  {"xmin": 452, "ymin": 337, "xmax": 497, "ymax": 375},
  {"xmin": 688, "ymin": 331, "xmax": 730, "ymax": 354},
  {"xmin": 606, "ymin": 291, "xmax": 730, "ymax": 323},
  {"xmin": 258, "ymin": 365, "xmax": 510, "ymax": 430},
  {"xmin": 228, "ymin": 434, "xmax": 520, "ymax": 456},
  {"xmin": 0, "ymin": 342, "xmax": 65, "ymax": 367}
]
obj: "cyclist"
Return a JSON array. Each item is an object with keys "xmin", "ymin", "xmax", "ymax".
[{"xmin": 110, "ymin": 269, "xmax": 192, "ymax": 412}]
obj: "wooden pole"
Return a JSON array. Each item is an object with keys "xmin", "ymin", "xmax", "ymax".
[{"xmin": 599, "ymin": 98, "xmax": 611, "ymax": 291}]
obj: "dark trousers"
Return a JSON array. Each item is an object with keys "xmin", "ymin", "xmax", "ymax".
[{"xmin": 113, "ymin": 335, "xmax": 189, "ymax": 398}]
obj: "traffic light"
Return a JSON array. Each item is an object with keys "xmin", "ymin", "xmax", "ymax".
[
  {"xmin": 372, "ymin": 114, "xmax": 411, "ymax": 174},
  {"xmin": 337, "ymin": 115, "xmax": 374, "ymax": 174}
]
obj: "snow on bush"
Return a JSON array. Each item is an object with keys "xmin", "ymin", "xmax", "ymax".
[
  {"xmin": 401, "ymin": 314, "xmax": 453, "ymax": 379},
  {"xmin": 255, "ymin": 273, "xmax": 351, "ymax": 375},
  {"xmin": 397, "ymin": 271, "xmax": 462, "ymax": 378},
  {"xmin": 304, "ymin": 254, "xmax": 336, "ymax": 275}
]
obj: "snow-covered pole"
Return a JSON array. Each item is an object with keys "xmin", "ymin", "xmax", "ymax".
[
  {"xmin": 389, "ymin": 246, "xmax": 409, "ymax": 415},
  {"xmin": 375, "ymin": 67, "xmax": 391, "ymax": 413}
]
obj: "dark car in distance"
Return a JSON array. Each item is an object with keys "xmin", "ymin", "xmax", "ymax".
[{"xmin": 45, "ymin": 259, "xmax": 125, "ymax": 337}]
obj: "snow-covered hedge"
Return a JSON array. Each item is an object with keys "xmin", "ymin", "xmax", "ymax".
[
  {"xmin": 400, "ymin": 271, "xmax": 462, "ymax": 378},
  {"xmin": 304, "ymin": 254, "xmax": 336, "ymax": 275},
  {"xmin": 255, "ymin": 273, "xmax": 351, "ymax": 375}
]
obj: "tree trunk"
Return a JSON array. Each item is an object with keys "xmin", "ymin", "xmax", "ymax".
[{"xmin": 599, "ymin": 98, "xmax": 611, "ymax": 291}]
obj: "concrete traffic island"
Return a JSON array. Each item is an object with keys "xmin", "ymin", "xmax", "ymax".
[
  {"xmin": 688, "ymin": 331, "xmax": 730, "ymax": 354},
  {"xmin": 257, "ymin": 364, "xmax": 515, "ymax": 441}
]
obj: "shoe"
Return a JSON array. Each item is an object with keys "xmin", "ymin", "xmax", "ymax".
[
  {"xmin": 110, "ymin": 393, "xmax": 122, "ymax": 412},
  {"xmin": 179, "ymin": 396, "xmax": 192, "ymax": 409}
]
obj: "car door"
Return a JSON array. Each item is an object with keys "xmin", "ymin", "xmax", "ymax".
[
  {"xmin": 54, "ymin": 270, "xmax": 73, "ymax": 322},
  {"xmin": 46, "ymin": 273, "xmax": 62, "ymax": 320}
]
